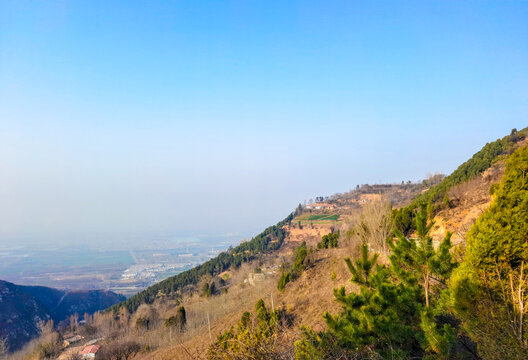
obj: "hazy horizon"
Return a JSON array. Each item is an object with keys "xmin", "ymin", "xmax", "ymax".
[{"xmin": 1, "ymin": 2, "xmax": 527, "ymax": 248}]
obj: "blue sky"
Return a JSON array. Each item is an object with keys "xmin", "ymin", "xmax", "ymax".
[{"xmin": 1, "ymin": 1, "xmax": 527, "ymax": 247}]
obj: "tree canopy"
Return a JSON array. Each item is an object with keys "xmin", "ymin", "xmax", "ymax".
[{"xmin": 451, "ymin": 145, "xmax": 528, "ymax": 359}]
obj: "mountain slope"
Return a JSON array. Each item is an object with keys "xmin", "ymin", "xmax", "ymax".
[
  {"xmin": 112, "ymin": 130, "xmax": 528, "ymax": 318},
  {"xmin": 108, "ymin": 214, "xmax": 293, "ymax": 313},
  {"xmin": 0, "ymin": 280, "xmax": 124, "ymax": 351},
  {"xmin": 130, "ymin": 132, "xmax": 528, "ymax": 359},
  {"xmin": 0, "ymin": 280, "xmax": 51, "ymax": 352},
  {"xmin": 22, "ymin": 128, "xmax": 523, "ymax": 360},
  {"xmin": 393, "ymin": 127, "xmax": 528, "ymax": 235}
]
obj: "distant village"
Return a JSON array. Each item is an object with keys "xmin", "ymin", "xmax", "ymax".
[{"xmin": 301, "ymin": 181, "xmax": 435, "ymax": 214}]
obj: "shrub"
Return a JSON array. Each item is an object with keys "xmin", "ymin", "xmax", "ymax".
[
  {"xmin": 451, "ymin": 145, "xmax": 528, "ymax": 359},
  {"xmin": 208, "ymin": 299, "xmax": 291, "ymax": 359},
  {"xmin": 317, "ymin": 232, "xmax": 339, "ymax": 249},
  {"xmin": 98, "ymin": 341, "xmax": 141, "ymax": 360},
  {"xmin": 277, "ymin": 242, "xmax": 308, "ymax": 291}
]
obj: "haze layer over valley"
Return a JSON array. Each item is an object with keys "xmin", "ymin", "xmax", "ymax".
[{"xmin": 0, "ymin": 237, "xmax": 238, "ymax": 296}]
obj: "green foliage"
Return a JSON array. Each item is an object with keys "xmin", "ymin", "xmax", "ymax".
[
  {"xmin": 201, "ymin": 282, "xmax": 211, "ymax": 297},
  {"xmin": 294, "ymin": 326, "xmax": 356, "ymax": 360},
  {"xmin": 390, "ymin": 205, "xmax": 457, "ymax": 307},
  {"xmin": 277, "ymin": 272, "xmax": 288, "ymax": 291},
  {"xmin": 443, "ymin": 194, "xmax": 451, "ymax": 209},
  {"xmin": 413, "ymin": 135, "xmax": 515, "ymax": 206},
  {"xmin": 488, "ymin": 183, "xmax": 498, "ymax": 195},
  {"xmin": 202, "ymin": 282, "xmax": 216, "ymax": 297},
  {"xmin": 293, "ymin": 242, "xmax": 308, "ymax": 272},
  {"xmin": 324, "ymin": 265, "xmax": 423, "ymax": 358},
  {"xmin": 176, "ymin": 306, "xmax": 186, "ymax": 328},
  {"xmin": 395, "ymin": 128, "xmax": 527, "ymax": 234},
  {"xmin": 420, "ymin": 309, "xmax": 456, "ymax": 359},
  {"xmin": 277, "ymin": 242, "xmax": 309, "ymax": 291},
  {"xmin": 392, "ymin": 206, "xmax": 415, "ymax": 236},
  {"xmin": 302, "ymin": 214, "xmax": 340, "ymax": 221},
  {"xmin": 344, "ymin": 243, "xmax": 379, "ymax": 288},
  {"xmin": 301, "ymin": 203, "xmax": 464, "ymax": 359},
  {"xmin": 451, "ymin": 145, "xmax": 528, "ymax": 359},
  {"xmin": 294, "ymin": 326, "xmax": 326, "ymax": 360},
  {"xmin": 294, "ymin": 203, "xmax": 303, "ymax": 217},
  {"xmin": 464, "ymin": 145, "xmax": 528, "ymax": 270},
  {"xmin": 321, "ymin": 214, "xmax": 339, "ymax": 221},
  {"xmin": 207, "ymin": 299, "xmax": 284, "ymax": 360},
  {"xmin": 295, "ymin": 325, "xmax": 383, "ymax": 360},
  {"xmin": 321, "ymin": 242, "xmax": 423, "ymax": 358},
  {"xmin": 317, "ymin": 232, "xmax": 339, "ymax": 249},
  {"xmin": 108, "ymin": 213, "xmax": 293, "ymax": 313},
  {"xmin": 164, "ymin": 306, "xmax": 187, "ymax": 333}
]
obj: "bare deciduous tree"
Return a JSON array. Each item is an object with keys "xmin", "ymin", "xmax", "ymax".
[
  {"xmin": 131, "ymin": 304, "xmax": 160, "ymax": 333},
  {"xmin": 69, "ymin": 313, "xmax": 79, "ymax": 333},
  {"xmin": 358, "ymin": 199, "xmax": 393, "ymax": 254},
  {"xmin": 98, "ymin": 340, "xmax": 141, "ymax": 360},
  {"xmin": 67, "ymin": 353, "xmax": 82, "ymax": 360},
  {"xmin": 0, "ymin": 337, "xmax": 8, "ymax": 359},
  {"xmin": 495, "ymin": 261, "xmax": 528, "ymax": 346}
]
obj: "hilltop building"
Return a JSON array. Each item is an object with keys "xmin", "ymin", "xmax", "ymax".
[{"xmin": 81, "ymin": 345, "xmax": 100, "ymax": 359}]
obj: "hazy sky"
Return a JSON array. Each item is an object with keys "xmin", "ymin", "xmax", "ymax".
[{"xmin": 1, "ymin": 1, "xmax": 527, "ymax": 248}]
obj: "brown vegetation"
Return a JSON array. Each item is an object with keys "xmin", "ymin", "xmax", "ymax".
[
  {"xmin": 7, "ymin": 173, "xmax": 502, "ymax": 360},
  {"xmin": 430, "ymin": 161, "xmax": 505, "ymax": 246}
]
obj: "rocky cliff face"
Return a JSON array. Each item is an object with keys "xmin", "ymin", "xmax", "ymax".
[{"xmin": 0, "ymin": 279, "xmax": 124, "ymax": 351}]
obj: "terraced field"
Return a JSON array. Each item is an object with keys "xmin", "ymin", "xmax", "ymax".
[{"xmin": 295, "ymin": 214, "xmax": 340, "ymax": 222}]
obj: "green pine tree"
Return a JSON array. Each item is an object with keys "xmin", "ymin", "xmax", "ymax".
[
  {"xmin": 322, "ymin": 243, "xmax": 423, "ymax": 358},
  {"xmin": 343, "ymin": 243, "xmax": 379, "ymax": 288},
  {"xmin": 208, "ymin": 299, "xmax": 282, "ymax": 359},
  {"xmin": 451, "ymin": 145, "xmax": 528, "ymax": 359},
  {"xmin": 420, "ymin": 308, "xmax": 456, "ymax": 360},
  {"xmin": 390, "ymin": 205, "xmax": 456, "ymax": 307}
]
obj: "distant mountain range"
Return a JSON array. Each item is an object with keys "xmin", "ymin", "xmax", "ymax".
[{"xmin": 0, "ymin": 279, "xmax": 124, "ymax": 351}]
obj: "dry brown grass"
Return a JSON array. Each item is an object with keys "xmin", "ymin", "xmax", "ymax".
[
  {"xmin": 119, "ymin": 160, "xmax": 517, "ymax": 359},
  {"xmin": 287, "ymin": 223, "xmax": 334, "ymax": 245},
  {"xmin": 137, "ymin": 258, "xmax": 286, "ymax": 359},
  {"xmin": 430, "ymin": 161, "xmax": 505, "ymax": 246},
  {"xmin": 8, "ymin": 170, "xmax": 510, "ymax": 360},
  {"xmin": 132, "ymin": 233, "xmax": 365, "ymax": 360}
]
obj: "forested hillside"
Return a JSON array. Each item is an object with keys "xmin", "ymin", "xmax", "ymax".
[
  {"xmin": 204, "ymin": 142, "xmax": 528, "ymax": 360},
  {"xmin": 108, "ymin": 214, "xmax": 293, "ymax": 313},
  {"xmin": 393, "ymin": 127, "xmax": 527, "ymax": 235},
  {"xmin": 0, "ymin": 280, "xmax": 123, "ymax": 352}
]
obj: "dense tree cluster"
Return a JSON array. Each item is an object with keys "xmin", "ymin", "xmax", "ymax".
[
  {"xmin": 201, "ymin": 282, "xmax": 216, "ymax": 297},
  {"xmin": 164, "ymin": 306, "xmax": 186, "ymax": 342},
  {"xmin": 277, "ymin": 242, "xmax": 309, "ymax": 291},
  {"xmin": 317, "ymin": 232, "xmax": 339, "ymax": 249},
  {"xmin": 207, "ymin": 299, "xmax": 290, "ymax": 360},
  {"xmin": 108, "ymin": 214, "xmax": 293, "ymax": 313},
  {"xmin": 392, "ymin": 206, "xmax": 415, "ymax": 236},
  {"xmin": 450, "ymin": 145, "xmax": 528, "ymax": 359}
]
